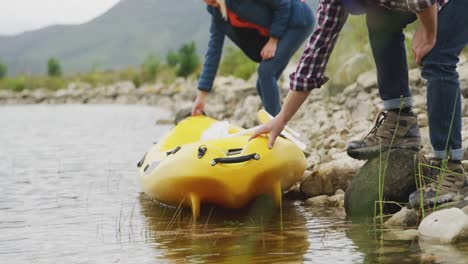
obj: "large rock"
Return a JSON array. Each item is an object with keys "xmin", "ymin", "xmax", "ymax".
[
  {"xmin": 356, "ymin": 70, "xmax": 377, "ymax": 92},
  {"xmin": 231, "ymin": 95, "xmax": 261, "ymax": 128},
  {"xmin": 344, "ymin": 149, "xmax": 425, "ymax": 217},
  {"xmin": 333, "ymin": 53, "xmax": 371, "ymax": 87},
  {"xmin": 300, "ymin": 152, "xmax": 364, "ymax": 197},
  {"xmin": 418, "ymin": 208, "xmax": 468, "ymax": 243}
]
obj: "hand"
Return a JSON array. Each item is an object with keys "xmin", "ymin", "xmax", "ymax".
[
  {"xmin": 192, "ymin": 91, "xmax": 208, "ymax": 116},
  {"xmin": 261, "ymin": 37, "xmax": 278, "ymax": 60},
  {"xmin": 412, "ymin": 26, "xmax": 436, "ymax": 66},
  {"xmin": 249, "ymin": 116, "xmax": 286, "ymax": 149}
]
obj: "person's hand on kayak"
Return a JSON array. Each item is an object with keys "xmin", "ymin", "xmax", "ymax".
[
  {"xmin": 261, "ymin": 37, "xmax": 278, "ymax": 60},
  {"xmin": 249, "ymin": 116, "xmax": 286, "ymax": 149},
  {"xmin": 192, "ymin": 91, "xmax": 208, "ymax": 116}
]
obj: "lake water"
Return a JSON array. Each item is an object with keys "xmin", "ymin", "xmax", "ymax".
[{"xmin": 0, "ymin": 105, "xmax": 466, "ymax": 264}]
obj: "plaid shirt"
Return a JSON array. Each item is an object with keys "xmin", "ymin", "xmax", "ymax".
[{"xmin": 290, "ymin": 0, "xmax": 450, "ymax": 91}]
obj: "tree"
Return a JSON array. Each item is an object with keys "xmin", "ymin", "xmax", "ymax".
[
  {"xmin": 47, "ymin": 58, "xmax": 62, "ymax": 77},
  {"xmin": 0, "ymin": 63, "xmax": 7, "ymax": 79},
  {"xmin": 141, "ymin": 54, "xmax": 160, "ymax": 82},
  {"xmin": 176, "ymin": 42, "xmax": 200, "ymax": 78},
  {"xmin": 166, "ymin": 50, "xmax": 179, "ymax": 67}
]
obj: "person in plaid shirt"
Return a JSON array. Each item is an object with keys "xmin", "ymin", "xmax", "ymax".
[{"xmin": 251, "ymin": 0, "xmax": 468, "ymax": 208}]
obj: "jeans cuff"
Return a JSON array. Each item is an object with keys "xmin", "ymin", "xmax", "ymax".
[
  {"xmin": 383, "ymin": 97, "xmax": 413, "ymax": 110},
  {"xmin": 433, "ymin": 149, "xmax": 464, "ymax": 160}
]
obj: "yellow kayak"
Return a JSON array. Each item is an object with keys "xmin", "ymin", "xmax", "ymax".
[{"xmin": 138, "ymin": 115, "xmax": 307, "ymax": 219}]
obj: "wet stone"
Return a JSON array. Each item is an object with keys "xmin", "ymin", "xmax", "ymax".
[
  {"xmin": 304, "ymin": 195, "xmax": 330, "ymax": 206},
  {"xmin": 384, "ymin": 207, "xmax": 420, "ymax": 227},
  {"xmin": 345, "ymin": 149, "xmax": 426, "ymax": 217},
  {"xmin": 418, "ymin": 208, "xmax": 468, "ymax": 243}
]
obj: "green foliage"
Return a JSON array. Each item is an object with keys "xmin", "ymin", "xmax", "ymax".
[
  {"xmin": 166, "ymin": 51, "xmax": 179, "ymax": 67},
  {"xmin": 141, "ymin": 55, "xmax": 161, "ymax": 82},
  {"xmin": 47, "ymin": 58, "xmax": 62, "ymax": 77},
  {"xmin": 176, "ymin": 42, "xmax": 200, "ymax": 78},
  {"xmin": 0, "ymin": 75, "xmax": 67, "ymax": 92},
  {"xmin": 0, "ymin": 63, "xmax": 7, "ymax": 79},
  {"xmin": 6, "ymin": 77, "xmax": 26, "ymax": 92},
  {"xmin": 219, "ymin": 46, "xmax": 257, "ymax": 80}
]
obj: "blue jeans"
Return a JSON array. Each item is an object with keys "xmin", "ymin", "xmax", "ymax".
[
  {"xmin": 256, "ymin": 26, "xmax": 313, "ymax": 115},
  {"xmin": 367, "ymin": 0, "xmax": 468, "ymax": 160}
]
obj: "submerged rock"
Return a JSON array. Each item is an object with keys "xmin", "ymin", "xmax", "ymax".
[
  {"xmin": 384, "ymin": 207, "xmax": 420, "ymax": 227},
  {"xmin": 382, "ymin": 229, "xmax": 419, "ymax": 241},
  {"xmin": 418, "ymin": 208, "xmax": 468, "ymax": 243},
  {"xmin": 304, "ymin": 195, "xmax": 330, "ymax": 206},
  {"xmin": 344, "ymin": 149, "xmax": 426, "ymax": 217}
]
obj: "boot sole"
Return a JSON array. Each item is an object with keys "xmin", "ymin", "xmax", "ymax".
[
  {"xmin": 408, "ymin": 192, "xmax": 457, "ymax": 209},
  {"xmin": 347, "ymin": 141, "xmax": 422, "ymax": 160}
]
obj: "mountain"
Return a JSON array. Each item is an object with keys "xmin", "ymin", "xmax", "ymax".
[
  {"xmin": 0, "ymin": 0, "xmax": 209, "ymax": 75},
  {"xmin": 0, "ymin": 0, "xmax": 318, "ymax": 75}
]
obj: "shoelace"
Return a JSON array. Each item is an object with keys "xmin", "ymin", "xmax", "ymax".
[{"xmin": 364, "ymin": 112, "xmax": 388, "ymax": 139}]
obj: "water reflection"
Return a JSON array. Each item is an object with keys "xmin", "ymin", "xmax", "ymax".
[{"xmin": 139, "ymin": 193, "xmax": 309, "ymax": 263}]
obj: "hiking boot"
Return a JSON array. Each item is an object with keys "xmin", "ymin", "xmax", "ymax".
[
  {"xmin": 347, "ymin": 111, "xmax": 422, "ymax": 160},
  {"xmin": 408, "ymin": 160, "xmax": 468, "ymax": 209}
]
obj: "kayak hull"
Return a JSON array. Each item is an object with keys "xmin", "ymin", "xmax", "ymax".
[{"xmin": 138, "ymin": 116, "xmax": 307, "ymax": 218}]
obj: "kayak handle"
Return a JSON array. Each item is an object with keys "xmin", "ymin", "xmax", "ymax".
[
  {"xmin": 211, "ymin": 153, "xmax": 260, "ymax": 166},
  {"xmin": 137, "ymin": 152, "xmax": 147, "ymax": 168},
  {"xmin": 166, "ymin": 146, "xmax": 181, "ymax": 156}
]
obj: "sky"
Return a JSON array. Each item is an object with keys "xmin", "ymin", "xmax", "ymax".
[{"xmin": 0, "ymin": 0, "xmax": 120, "ymax": 35}]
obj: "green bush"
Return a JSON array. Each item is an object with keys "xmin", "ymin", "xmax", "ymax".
[
  {"xmin": 141, "ymin": 55, "xmax": 160, "ymax": 82},
  {"xmin": 166, "ymin": 51, "xmax": 179, "ymax": 67},
  {"xmin": 1, "ymin": 76, "xmax": 26, "ymax": 92},
  {"xmin": 219, "ymin": 46, "xmax": 257, "ymax": 80},
  {"xmin": 177, "ymin": 42, "xmax": 200, "ymax": 77},
  {"xmin": 0, "ymin": 63, "xmax": 7, "ymax": 79},
  {"xmin": 47, "ymin": 58, "xmax": 62, "ymax": 77}
]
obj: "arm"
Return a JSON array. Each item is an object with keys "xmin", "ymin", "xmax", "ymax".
[
  {"xmin": 411, "ymin": 3, "xmax": 438, "ymax": 65},
  {"xmin": 198, "ymin": 14, "xmax": 225, "ymax": 93},
  {"xmin": 193, "ymin": 14, "xmax": 225, "ymax": 116},
  {"xmin": 290, "ymin": 0, "xmax": 348, "ymax": 91},
  {"xmin": 250, "ymin": 90, "xmax": 310, "ymax": 148},
  {"xmin": 259, "ymin": 0, "xmax": 289, "ymax": 60},
  {"xmin": 250, "ymin": 0, "xmax": 349, "ymax": 145},
  {"xmin": 266, "ymin": 0, "xmax": 291, "ymax": 39}
]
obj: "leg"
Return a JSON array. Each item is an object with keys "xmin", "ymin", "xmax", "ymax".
[
  {"xmin": 409, "ymin": 0, "xmax": 468, "ymax": 208},
  {"xmin": 366, "ymin": 7, "xmax": 416, "ymax": 110},
  {"xmin": 422, "ymin": 0, "xmax": 468, "ymax": 161},
  {"xmin": 256, "ymin": 78, "xmax": 264, "ymax": 102},
  {"xmin": 347, "ymin": 8, "xmax": 420, "ymax": 160},
  {"xmin": 257, "ymin": 26, "xmax": 312, "ymax": 116}
]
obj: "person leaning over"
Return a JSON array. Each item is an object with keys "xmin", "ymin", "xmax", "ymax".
[
  {"xmin": 251, "ymin": 0, "xmax": 468, "ymax": 208},
  {"xmin": 192, "ymin": 0, "xmax": 315, "ymax": 117}
]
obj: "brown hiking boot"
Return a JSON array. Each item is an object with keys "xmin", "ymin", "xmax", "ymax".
[
  {"xmin": 409, "ymin": 160, "xmax": 468, "ymax": 208},
  {"xmin": 347, "ymin": 111, "xmax": 422, "ymax": 160}
]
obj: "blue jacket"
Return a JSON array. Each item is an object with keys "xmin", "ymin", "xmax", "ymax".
[{"xmin": 198, "ymin": 0, "xmax": 314, "ymax": 92}]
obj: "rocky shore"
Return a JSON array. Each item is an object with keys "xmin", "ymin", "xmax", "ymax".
[{"xmin": 2, "ymin": 59, "xmax": 468, "ymax": 243}]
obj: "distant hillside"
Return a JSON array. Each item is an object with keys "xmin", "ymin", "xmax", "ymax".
[
  {"xmin": 0, "ymin": 0, "xmax": 209, "ymax": 75},
  {"xmin": 0, "ymin": 0, "xmax": 318, "ymax": 75}
]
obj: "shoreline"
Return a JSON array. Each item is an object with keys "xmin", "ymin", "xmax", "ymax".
[{"xmin": 2, "ymin": 62, "xmax": 468, "ymax": 238}]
